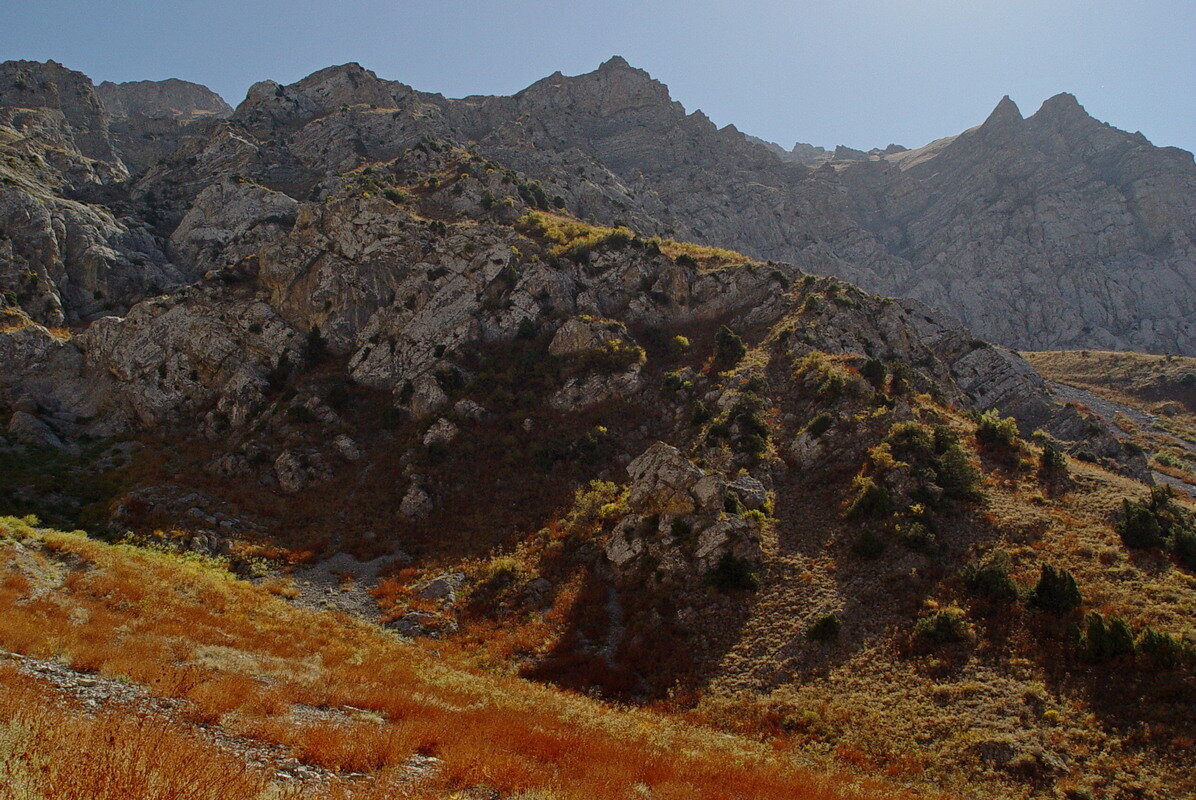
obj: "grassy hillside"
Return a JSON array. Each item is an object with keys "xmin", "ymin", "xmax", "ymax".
[
  {"xmin": 1024, "ymin": 350, "xmax": 1196, "ymax": 489},
  {"xmin": 0, "ymin": 515, "xmax": 913, "ymax": 800}
]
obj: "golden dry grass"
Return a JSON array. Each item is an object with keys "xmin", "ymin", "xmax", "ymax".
[
  {"xmin": 0, "ymin": 663, "xmax": 269, "ymax": 800},
  {"xmin": 0, "ymin": 515, "xmax": 911, "ymax": 800},
  {"xmin": 1024, "ymin": 350, "xmax": 1196, "ymax": 425}
]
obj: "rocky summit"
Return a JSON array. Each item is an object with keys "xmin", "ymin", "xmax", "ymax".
[{"xmin": 0, "ymin": 56, "xmax": 1194, "ymax": 800}]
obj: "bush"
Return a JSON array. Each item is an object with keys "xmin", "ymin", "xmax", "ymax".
[
  {"xmin": 896, "ymin": 521, "xmax": 936, "ymax": 553},
  {"xmin": 1118, "ymin": 498, "xmax": 1165, "ymax": 548},
  {"xmin": 860, "ymin": 358, "xmax": 886, "ymax": 390},
  {"xmin": 1174, "ymin": 527, "xmax": 1196, "ymax": 570},
  {"xmin": 807, "ymin": 613, "xmax": 841, "ymax": 641},
  {"xmin": 845, "ymin": 476, "xmax": 891, "ymax": 519},
  {"xmin": 1030, "ymin": 564, "xmax": 1082, "ymax": 614},
  {"xmin": 851, "ymin": 529, "xmax": 886, "ymax": 558},
  {"xmin": 714, "ymin": 326, "xmax": 747, "ymax": 366},
  {"xmin": 913, "ymin": 607, "xmax": 972, "ymax": 645},
  {"xmin": 303, "ymin": 326, "xmax": 328, "ymax": 367},
  {"xmin": 803, "ymin": 412, "xmax": 833, "ymax": 438},
  {"xmin": 975, "ymin": 409, "xmax": 1019, "ymax": 449},
  {"xmin": 710, "ymin": 553, "xmax": 759, "ymax": 592},
  {"xmin": 1038, "ymin": 446, "xmax": 1068, "ymax": 481},
  {"xmin": 1079, "ymin": 612, "xmax": 1135, "ymax": 662},
  {"xmin": 964, "ymin": 550, "xmax": 1019, "ymax": 604},
  {"xmin": 662, "ymin": 371, "xmax": 692, "ymax": 394},
  {"xmin": 265, "ymin": 354, "xmax": 291, "ymax": 392},
  {"xmin": 1116, "ymin": 487, "xmax": 1196, "ymax": 566},
  {"xmin": 1137, "ymin": 626, "xmax": 1192, "ymax": 669}
]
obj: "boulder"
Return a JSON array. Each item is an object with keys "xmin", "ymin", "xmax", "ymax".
[{"xmin": 626, "ymin": 442, "xmax": 703, "ymax": 515}]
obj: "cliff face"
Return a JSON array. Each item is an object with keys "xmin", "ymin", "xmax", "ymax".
[
  {"xmin": 838, "ymin": 95, "xmax": 1196, "ymax": 354},
  {"xmin": 3, "ymin": 57, "xmax": 1192, "ymax": 350}
]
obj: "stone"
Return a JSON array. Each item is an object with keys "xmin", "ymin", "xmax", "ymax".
[
  {"xmin": 332, "ymin": 434, "xmax": 361, "ymax": 461},
  {"xmin": 414, "ymin": 572, "xmax": 466, "ymax": 603},
  {"xmin": 8, "ymin": 411, "xmax": 68, "ymax": 450},
  {"xmin": 399, "ymin": 484, "xmax": 433, "ymax": 519},
  {"xmin": 626, "ymin": 442, "xmax": 703, "ymax": 515},
  {"xmin": 422, "ymin": 418, "xmax": 459, "ymax": 448},
  {"xmin": 453, "ymin": 398, "xmax": 486, "ymax": 419},
  {"xmin": 727, "ymin": 475, "xmax": 768, "ymax": 510}
]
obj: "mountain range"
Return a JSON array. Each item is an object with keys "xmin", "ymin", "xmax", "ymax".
[{"xmin": 0, "ymin": 56, "xmax": 1194, "ymax": 799}]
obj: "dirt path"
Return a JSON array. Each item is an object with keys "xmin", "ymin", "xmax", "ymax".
[{"xmin": 1046, "ymin": 380, "xmax": 1196, "ymax": 497}]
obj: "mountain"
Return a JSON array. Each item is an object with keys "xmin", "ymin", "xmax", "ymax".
[{"xmin": 0, "ymin": 57, "xmax": 1194, "ymax": 799}]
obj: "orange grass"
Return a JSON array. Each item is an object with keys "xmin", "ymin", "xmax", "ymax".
[
  {"xmin": 0, "ymin": 663, "xmax": 267, "ymax": 800},
  {"xmin": 0, "ymin": 517, "xmax": 914, "ymax": 800}
]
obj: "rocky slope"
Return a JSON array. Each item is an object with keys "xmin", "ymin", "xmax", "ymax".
[
  {"xmin": 104, "ymin": 56, "xmax": 1196, "ymax": 354},
  {"xmin": 0, "ymin": 56, "xmax": 1193, "ymax": 799}
]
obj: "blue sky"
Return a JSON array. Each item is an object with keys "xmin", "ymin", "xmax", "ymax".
[{"xmin": 3, "ymin": 1, "xmax": 1193, "ymax": 152}]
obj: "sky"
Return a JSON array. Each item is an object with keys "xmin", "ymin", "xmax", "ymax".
[{"xmin": 2, "ymin": 0, "xmax": 1193, "ymax": 152}]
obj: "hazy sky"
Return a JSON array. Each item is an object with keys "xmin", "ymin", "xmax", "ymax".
[{"xmin": 3, "ymin": 1, "xmax": 1193, "ymax": 152}]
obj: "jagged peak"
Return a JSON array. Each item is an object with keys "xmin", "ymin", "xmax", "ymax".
[
  {"xmin": 984, "ymin": 95, "xmax": 1024, "ymax": 126},
  {"xmin": 1032, "ymin": 92, "xmax": 1089, "ymax": 122},
  {"xmin": 598, "ymin": 55, "xmax": 634, "ymax": 72}
]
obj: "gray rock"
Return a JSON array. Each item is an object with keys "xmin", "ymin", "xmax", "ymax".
[
  {"xmin": 626, "ymin": 442, "xmax": 703, "ymax": 515},
  {"xmin": 8, "ymin": 411, "xmax": 68, "ymax": 450}
]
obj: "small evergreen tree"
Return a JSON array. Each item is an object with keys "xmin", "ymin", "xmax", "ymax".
[
  {"xmin": 860, "ymin": 358, "xmax": 886, "ymax": 390},
  {"xmin": 714, "ymin": 325, "xmax": 747, "ymax": 366},
  {"xmin": 1030, "ymin": 564, "xmax": 1082, "ymax": 614}
]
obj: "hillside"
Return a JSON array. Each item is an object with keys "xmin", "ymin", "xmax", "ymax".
[
  {"xmin": 0, "ymin": 56, "xmax": 1193, "ymax": 799},
  {"xmin": 1023, "ymin": 350, "xmax": 1196, "ymax": 494},
  {"xmin": 0, "ymin": 515, "xmax": 900, "ymax": 800}
]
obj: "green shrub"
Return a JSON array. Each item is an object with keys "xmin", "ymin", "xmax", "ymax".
[
  {"xmin": 964, "ymin": 549, "xmax": 1019, "ymax": 604},
  {"xmin": 1030, "ymin": 564, "xmax": 1082, "ymax": 614},
  {"xmin": 714, "ymin": 326, "xmax": 747, "ymax": 366},
  {"xmin": 1038, "ymin": 446, "xmax": 1068, "ymax": 481},
  {"xmin": 1136, "ymin": 626, "xmax": 1192, "ymax": 669},
  {"xmin": 1079, "ymin": 612, "xmax": 1135, "ymax": 662},
  {"xmin": 1115, "ymin": 487, "xmax": 1196, "ymax": 567},
  {"xmin": 845, "ymin": 476, "xmax": 890, "ymax": 519},
  {"xmin": 1118, "ymin": 498, "xmax": 1165, "ymax": 548},
  {"xmin": 662, "ymin": 371, "xmax": 692, "ymax": 394},
  {"xmin": 710, "ymin": 553, "xmax": 759, "ymax": 592},
  {"xmin": 852, "ymin": 529, "xmax": 886, "ymax": 558},
  {"xmin": 807, "ymin": 613, "xmax": 842, "ymax": 641},
  {"xmin": 303, "ymin": 326, "xmax": 328, "ymax": 367},
  {"xmin": 975, "ymin": 409, "xmax": 1020, "ymax": 449},
  {"xmin": 265, "ymin": 354, "xmax": 291, "ymax": 392},
  {"xmin": 383, "ymin": 186, "xmax": 414, "ymax": 205},
  {"xmin": 934, "ymin": 446, "xmax": 982, "ymax": 499},
  {"xmin": 896, "ymin": 521, "xmax": 936, "ymax": 553},
  {"xmin": 860, "ymin": 358, "xmax": 886, "ymax": 390},
  {"xmin": 1174, "ymin": 527, "xmax": 1196, "ymax": 570},
  {"xmin": 804, "ymin": 412, "xmax": 834, "ymax": 438},
  {"xmin": 913, "ymin": 607, "xmax": 972, "ymax": 645}
]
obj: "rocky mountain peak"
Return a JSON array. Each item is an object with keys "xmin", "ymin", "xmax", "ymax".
[
  {"xmin": 0, "ymin": 59, "xmax": 124, "ymax": 170},
  {"xmin": 973, "ymin": 94, "xmax": 1024, "ymax": 139},
  {"xmin": 515, "ymin": 56, "xmax": 677, "ymax": 117},
  {"xmin": 97, "ymin": 78, "xmax": 231, "ymax": 120},
  {"xmin": 1032, "ymin": 91, "xmax": 1086, "ymax": 121},
  {"xmin": 232, "ymin": 62, "xmax": 413, "ymax": 130},
  {"xmin": 598, "ymin": 54, "xmax": 635, "ymax": 71}
]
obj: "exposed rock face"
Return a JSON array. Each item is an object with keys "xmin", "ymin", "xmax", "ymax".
[
  {"xmin": 625, "ymin": 442, "xmax": 704, "ymax": 516},
  {"xmin": 0, "ymin": 60, "xmax": 124, "ymax": 171},
  {"xmin": 97, "ymin": 78, "xmax": 232, "ymax": 177},
  {"xmin": 4, "ymin": 57, "xmax": 1192, "ymax": 352},
  {"xmin": 97, "ymin": 78, "xmax": 231, "ymax": 120},
  {"xmin": 0, "ymin": 64, "xmax": 192, "ymax": 324},
  {"xmin": 838, "ymin": 95, "xmax": 1196, "ymax": 354}
]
